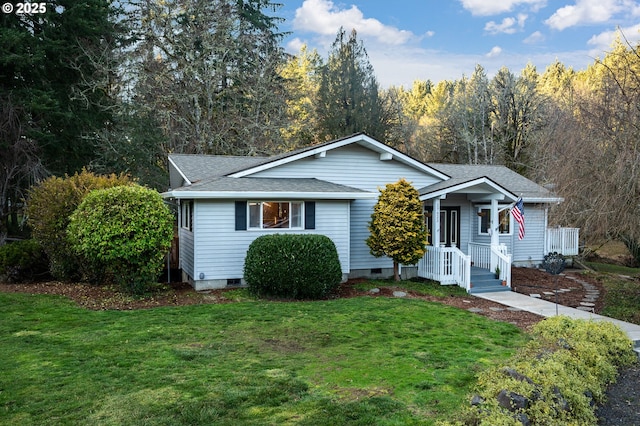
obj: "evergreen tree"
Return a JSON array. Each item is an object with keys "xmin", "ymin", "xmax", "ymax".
[
  {"xmin": 367, "ymin": 179, "xmax": 428, "ymax": 281},
  {"xmin": 316, "ymin": 28, "xmax": 389, "ymax": 140},
  {"xmin": 0, "ymin": 0, "xmax": 120, "ymax": 242},
  {"xmin": 0, "ymin": 0, "xmax": 121, "ymax": 174},
  {"xmin": 491, "ymin": 64, "xmax": 546, "ymax": 175}
]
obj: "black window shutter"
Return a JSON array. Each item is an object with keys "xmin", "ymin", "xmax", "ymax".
[
  {"xmin": 305, "ymin": 201, "xmax": 315, "ymax": 230},
  {"xmin": 235, "ymin": 201, "xmax": 247, "ymax": 230}
]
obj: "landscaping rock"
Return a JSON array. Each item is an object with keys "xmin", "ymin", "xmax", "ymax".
[
  {"xmin": 392, "ymin": 291, "xmax": 407, "ymax": 298},
  {"xmin": 502, "ymin": 368, "xmax": 535, "ymax": 385},
  {"xmin": 497, "ymin": 389, "xmax": 530, "ymax": 411},
  {"xmin": 368, "ymin": 288, "xmax": 380, "ymax": 294},
  {"xmin": 470, "ymin": 395, "xmax": 484, "ymax": 406}
]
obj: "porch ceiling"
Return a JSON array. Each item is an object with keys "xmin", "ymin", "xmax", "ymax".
[{"xmin": 419, "ymin": 176, "xmax": 518, "ymax": 202}]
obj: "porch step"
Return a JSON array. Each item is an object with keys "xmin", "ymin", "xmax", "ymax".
[{"xmin": 469, "ymin": 267, "xmax": 510, "ymax": 294}]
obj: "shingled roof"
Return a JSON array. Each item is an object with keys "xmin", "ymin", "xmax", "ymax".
[
  {"xmin": 166, "ymin": 135, "xmax": 560, "ymax": 203},
  {"xmin": 426, "ymin": 163, "xmax": 560, "ymax": 202}
]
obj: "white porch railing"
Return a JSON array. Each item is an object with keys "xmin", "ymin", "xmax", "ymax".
[
  {"xmin": 546, "ymin": 227, "xmax": 580, "ymax": 256},
  {"xmin": 418, "ymin": 245, "xmax": 471, "ymax": 291},
  {"xmin": 491, "ymin": 246, "xmax": 512, "ymax": 287},
  {"xmin": 468, "ymin": 243, "xmax": 507, "ymax": 269},
  {"xmin": 468, "ymin": 242, "xmax": 512, "ymax": 288}
]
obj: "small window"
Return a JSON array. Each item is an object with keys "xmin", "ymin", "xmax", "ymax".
[
  {"xmin": 248, "ymin": 201, "xmax": 304, "ymax": 230},
  {"xmin": 478, "ymin": 207, "xmax": 510, "ymax": 235},
  {"xmin": 181, "ymin": 201, "xmax": 193, "ymax": 231}
]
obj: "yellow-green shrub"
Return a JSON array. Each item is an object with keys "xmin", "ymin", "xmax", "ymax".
[
  {"xmin": 367, "ymin": 178, "xmax": 428, "ymax": 280},
  {"xmin": 440, "ymin": 316, "xmax": 636, "ymax": 426},
  {"xmin": 26, "ymin": 170, "xmax": 133, "ymax": 281},
  {"xmin": 67, "ymin": 185, "xmax": 173, "ymax": 294}
]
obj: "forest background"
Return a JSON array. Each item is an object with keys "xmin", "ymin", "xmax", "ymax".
[{"xmin": 2, "ymin": 0, "xmax": 640, "ymax": 263}]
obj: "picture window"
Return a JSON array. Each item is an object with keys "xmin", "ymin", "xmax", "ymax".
[{"xmin": 248, "ymin": 201, "xmax": 303, "ymax": 229}]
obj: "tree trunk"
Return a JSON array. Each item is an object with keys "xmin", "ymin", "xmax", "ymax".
[{"xmin": 393, "ymin": 261, "xmax": 400, "ymax": 281}]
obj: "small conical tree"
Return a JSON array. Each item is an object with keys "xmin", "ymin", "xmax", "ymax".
[{"xmin": 366, "ymin": 178, "xmax": 428, "ymax": 281}]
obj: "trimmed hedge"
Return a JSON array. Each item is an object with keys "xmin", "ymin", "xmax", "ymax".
[
  {"xmin": 440, "ymin": 316, "xmax": 636, "ymax": 426},
  {"xmin": 244, "ymin": 234, "xmax": 342, "ymax": 299},
  {"xmin": 0, "ymin": 239, "xmax": 48, "ymax": 283}
]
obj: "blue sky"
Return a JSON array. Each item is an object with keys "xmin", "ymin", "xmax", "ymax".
[{"xmin": 277, "ymin": 0, "xmax": 640, "ymax": 87}]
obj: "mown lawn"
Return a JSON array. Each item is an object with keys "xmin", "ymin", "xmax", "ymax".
[{"xmin": 0, "ymin": 289, "xmax": 527, "ymax": 425}]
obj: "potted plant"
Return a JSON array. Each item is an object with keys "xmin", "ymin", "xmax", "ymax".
[{"xmin": 494, "ymin": 266, "xmax": 501, "ymax": 279}]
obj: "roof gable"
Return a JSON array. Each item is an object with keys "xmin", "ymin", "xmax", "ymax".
[
  {"xmin": 426, "ymin": 163, "xmax": 561, "ymax": 202},
  {"xmin": 227, "ymin": 133, "xmax": 449, "ymax": 181}
]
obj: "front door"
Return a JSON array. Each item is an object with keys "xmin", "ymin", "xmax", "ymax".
[{"xmin": 425, "ymin": 206, "xmax": 460, "ymax": 248}]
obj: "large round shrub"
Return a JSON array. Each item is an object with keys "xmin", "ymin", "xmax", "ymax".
[
  {"xmin": 27, "ymin": 170, "xmax": 133, "ymax": 281},
  {"xmin": 67, "ymin": 185, "xmax": 173, "ymax": 294},
  {"xmin": 244, "ymin": 234, "xmax": 343, "ymax": 299}
]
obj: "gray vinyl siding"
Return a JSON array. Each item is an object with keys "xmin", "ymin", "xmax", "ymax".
[
  {"xmin": 179, "ymin": 226, "xmax": 194, "ymax": 279},
  {"xmin": 350, "ymin": 199, "xmax": 392, "ymax": 270},
  {"xmin": 251, "ymin": 144, "xmax": 441, "ymax": 271},
  {"xmin": 251, "ymin": 144, "xmax": 440, "ymax": 191},
  {"xmin": 465, "ymin": 202, "xmax": 547, "ymax": 265},
  {"xmin": 512, "ymin": 205, "xmax": 547, "ymax": 265},
  {"xmin": 192, "ymin": 199, "xmax": 350, "ymax": 281}
]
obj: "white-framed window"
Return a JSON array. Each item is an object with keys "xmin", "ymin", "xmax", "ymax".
[
  {"xmin": 248, "ymin": 201, "xmax": 303, "ymax": 229},
  {"xmin": 477, "ymin": 206, "xmax": 511, "ymax": 235},
  {"xmin": 181, "ymin": 200, "xmax": 193, "ymax": 231}
]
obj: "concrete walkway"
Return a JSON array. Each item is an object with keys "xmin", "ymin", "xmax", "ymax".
[{"xmin": 475, "ymin": 291, "xmax": 640, "ymax": 354}]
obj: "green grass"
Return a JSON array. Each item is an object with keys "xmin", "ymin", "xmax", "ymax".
[
  {"xmin": 580, "ymin": 262, "xmax": 640, "ymax": 325},
  {"xmin": 0, "ymin": 287, "xmax": 527, "ymax": 425},
  {"xmin": 353, "ymin": 279, "xmax": 469, "ymax": 298},
  {"xmin": 584, "ymin": 260, "xmax": 640, "ymax": 276}
]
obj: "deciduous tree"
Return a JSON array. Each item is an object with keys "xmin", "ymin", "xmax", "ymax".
[{"xmin": 124, "ymin": 0, "xmax": 289, "ymax": 156}]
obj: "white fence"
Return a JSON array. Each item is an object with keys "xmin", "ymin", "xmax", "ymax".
[
  {"xmin": 546, "ymin": 228, "xmax": 580, "ymax": 256},
  {"xmin": 418, "ymin": 245, "xmax": 471, "ymax": 291}
]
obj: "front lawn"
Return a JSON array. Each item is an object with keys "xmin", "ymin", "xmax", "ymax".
[{"xmin": 0, "ymin": 289, "xmax": 527, "ymax": 425}]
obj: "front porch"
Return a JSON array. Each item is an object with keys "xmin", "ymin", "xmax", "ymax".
[
  {"xmin": 415, "ymin": 180, "xmax": 579, "ymax": 293},
  {"xmin": 417, "ymin": 228, "xmax": 580, "ymax": 293},
  {"xmin": 414, "ymin": 163, "xmax": 578, "ymax": 293},
  {"xmin": 417, "ymin": 242, "xmax": 512, "ymax": 293}
]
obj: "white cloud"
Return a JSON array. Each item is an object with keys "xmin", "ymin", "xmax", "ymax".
[
  {"xmin": 286, "ymin": 37, "xmax": 306, "ymax": 53},
  {"xmin": 545, "ymin": 0, "xmax": 628, "ymax": 30},
  {"xmin": 587, "ymin": 24, "xmax": 640, "ymax": 53},
  {"xmin": 486, "ymin": 46, "xmax": 503, "ymax": 57},
  {"xmin": 293, "ymin": 0, "xmax": 415, "ymax": 45},
  {"xmin": 485, "ymin": 14, "xmax": 528, "ymax": 34},
  {"xmin": 523, "ymin": 30, "xmax": 545, "ymax": 44},
  {"xmin": 460, "ymin": 0, "xmax": 546, "ymax": 16}
]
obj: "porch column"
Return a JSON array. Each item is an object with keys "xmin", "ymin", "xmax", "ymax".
[
  {"xmin": 432, "ymin": 197, "xmax": 441, "ymax": 247},
  {"xmin": 490, "ymin": 198, "xmax": 499, "ymax": 247},
  {"xmin": 490, "ymin": 198, "xmax": 499, "ymax": 272}
]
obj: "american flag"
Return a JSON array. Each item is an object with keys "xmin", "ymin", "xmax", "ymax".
[{"xmin": 511, "ymin": 197, "xmax": 525, "ymax": 240}]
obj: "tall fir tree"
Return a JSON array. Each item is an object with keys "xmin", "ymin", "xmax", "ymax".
[
  {"xmin": 0, "ymin": 0, "xmax": 120, "ymax": 242},
  {"xmin": 316, "ymin": 28, "xmax": 388, "ymax": 141}
]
